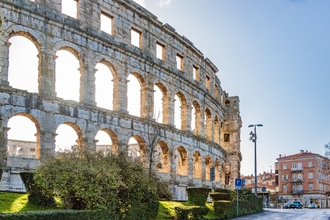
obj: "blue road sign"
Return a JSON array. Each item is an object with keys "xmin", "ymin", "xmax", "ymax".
[
  {"xmin": 235, "ymin": 178, "xmax": 242, "ymax": 187},
  {"xmin": 262, "ymin": 187, "xmax": 266, "ymax": 192}
]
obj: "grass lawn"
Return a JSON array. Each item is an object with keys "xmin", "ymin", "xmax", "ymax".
[{"xmin": 1, "ymin": 192, "xmax": 219, "ymax": 219}]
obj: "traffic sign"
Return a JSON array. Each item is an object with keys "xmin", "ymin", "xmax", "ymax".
[
  {"xmin": 235, "ymin": 178, "xmax": 242, "ymax": 187},
  {"xmin": 262, "ymin": 187, "xmax": 266, "ymax": 192}
]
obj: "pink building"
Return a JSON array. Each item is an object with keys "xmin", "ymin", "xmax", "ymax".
[{"xmin": 276, "ymin": 150, "xmax": 330, "ymax": 208}]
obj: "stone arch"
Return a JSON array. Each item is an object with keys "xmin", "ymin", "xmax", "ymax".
[
  {"xmin": 204, "ymin": 108, "xmax": 212, "ymax": 141},
  {"xmin": 192, "ymin": 100, "xmax": 202, "ymax": 135},
  {"xmin": 175, "ymin": 146, "xmax": 188, "ymax": 176},
  {"xmin": 174, "ymin": 91, "xmax": 188, "ymax": 130},
  {"xmin": 157, "ymin": 141, "xmax": 170, "ymax": 173},
  {"xmin": 55, "ymin": 46, "xmax": 83, "ymax": 102},
  {"xmin": 128, "ymin": 135, "xmax": 147, "ymax": 164},
  {"xmin": 56, "ymin": 122, "xmax": 84, "ymax": 151},
  {"xmin": 95, "ymin": 128, "xmax": 118, "ymax": 154},
  {"xmin": 8, "ymin": 31, "xmax": 41, "ymax": 51},
  {"xmin": 193, "ymin": 151, "xmax": 202, "ymax": 178},
  {"xmin": 94, "ymin": 60, "xmax": 116, "ymax": 110},
  {"xmin": 215, "ymin": 158, "xmax": 220, "ymax": 182},
  {"xmin": 7, "ymin": 113, "xmax": 42, "ymax": 159},
  {"xmin": 127, "ymin": 72, "xmax": 146, "ymax": 117},
  {"xmin": 214, "ymin": 116, "xmax": 220, "ymax": 145},
  {"xmin": 205, "ymin": 155, "xmax": 212, "ymax": 181}
]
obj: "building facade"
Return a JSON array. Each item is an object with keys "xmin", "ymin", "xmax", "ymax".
[
  {"xmin": 276, "ymin": 150, "xmax": 330, "ymax": 208},
  {"xmin": 0, "ymin": 0, "xmax": 242, "ymax": 197}
]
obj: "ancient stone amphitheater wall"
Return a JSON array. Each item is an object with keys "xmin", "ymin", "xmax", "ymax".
[{"xmin": 0, "ymin": 0, "xmax": 241, "ymax": 195}]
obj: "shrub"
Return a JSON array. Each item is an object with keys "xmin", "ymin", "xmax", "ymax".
[
  {"xmin": 175, "ymin": 206, "xmax": 209, "ymax": 220},
  {"xmin": 209, "ymin": 192, "xmax": 231, "ymax": 201},
  {"xmin": 214, "ymin": 188, "xmax": 231, "ymax": 193},
  {"xmin": 186, "ymin": 188, "xmax": 211, "ymax": 206},
  {"xmin": 34, "ymin": 150, "xmax": 161, "ymax": 219},
  {"xmin": 20, "ymin": 172, "xmax": 55, "ymax": 207}
]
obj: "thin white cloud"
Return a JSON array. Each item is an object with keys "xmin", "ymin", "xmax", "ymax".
[{"xmin": 157, "ymin": 0, "xmax": 172, "ymax": 7}]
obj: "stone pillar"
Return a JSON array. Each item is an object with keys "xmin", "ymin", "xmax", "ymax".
[
  {"xmin": 187, "ymin": 157, "xmax": 194, "ymax": 178},
  {"xmin": 163, "ymin": 97, "xmax": 174, "ymax": 126},
  {"xmin": 214, "ymin": 121, "xmax": 221, "ymax": 145},
  {"xmin": 140, "ymin": 86, "xmax": 154, "ymax": 119},
  {"xmin": 199, "ymin": 112, "xmax": 205, "ymax": 137},
  {"xmin": 201, "ymin": 159, "xmax": 206, "ymax": 183},
  {"xmin": 80, "ymin": 53, "xmax": 97, "ymax": 107},
  {"xmin": 39, "ymin": 130, "xmax": 56, "ymax": 161},
  {"xmin": 0, "ymin": 35, "xmax": 10, "ymax": 86},
  {"xmin": 194, "ymin": 111, "xmax": 202, "ymax": 136},
  {"xmin": 38, "ymin": 48, "xmax": 56, "ymax": 97},
  {"xmin": 0, "ymin": 126, "xmax": 10, "ymax": 168},
  {"xmin": 181, "ymin": 104, "xmax": 191, "ymax": 131},
  {"xmin": 113, "ymin": 75, "xmax": 128, "ymax": 113}
]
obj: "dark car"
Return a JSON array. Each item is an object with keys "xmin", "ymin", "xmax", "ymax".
[
  {"xmin": 289, "ymin": 201, "xmax": 303, "ymax": 209},
  {"xmin": 283, "ymin": 203, "xmax": 290, "ymax": 209}
]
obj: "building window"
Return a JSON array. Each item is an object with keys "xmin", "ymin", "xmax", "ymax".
[
  {"xmin": 156, "ymin": 42, "xmax": 165, "ymax": 60},
  {"xmin": 61, "ymin": 0, "xmax": 78, "ymax": 19},
  {"xmin": 292, "ymin": 174, "xmax": 297, "ymax": 179},
  {"xmin": 224, "ymin": 134, "xmax": 230, "ymax": 142},
  {"xmin": 206, "ymin": 75, "xmax": 211, "ymax": 90},
  {"xmin": 308, "ymin": 172, "xmax": 313, "ymax": 179},
  {"xmin": 193, "ymin": 66, "xmax": 199, "ymax": 81},
  {"xmin": 282, "ymin": 174, "xmax": 288, "ymax": 181},
  {"xmin": 309, "ymin": 183, "xmax": 313, "ymax": 190},
  {"xmin": 298, "ymin": 173, "xmax": 302, "ymax": 180},
  {"xmin": 215, "ymin": 85, "xmax": 219, "ymax": 98},
  {"xmin": 308, "ymin": 161, "xmax": 313, "ymax": 167},
  {"xmin": 131, "ymin": 28, "xmax": 141, "ymax": 48},
  {"xmin": 283, "ymin": 164, "xmax": 287, "ymax": 169},
  {"xmin": 100, "ymin": 12, "xmax": 113, "ymax": 35},
  {"xmin": 283, "ymin": 185, "xmax": 287, "ymax": 193},
  {"xmin": 176, "ymin": 54, "xmax": 184, "ymax": 71}
]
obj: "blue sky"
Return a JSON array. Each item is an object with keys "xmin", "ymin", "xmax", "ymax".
[{"xmin": 135, "ymin": 0, "xmax": 330, "ymax": 175}]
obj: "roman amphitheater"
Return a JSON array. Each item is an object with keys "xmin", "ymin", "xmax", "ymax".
[{"xmin": 0, "ymin": 0, "xmax": 242, "ymax": 200}]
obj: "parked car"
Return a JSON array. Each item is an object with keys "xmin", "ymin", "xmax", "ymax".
[
  {"xmin": 289, "ymin": 201, "xmax": 303, "ymax": 209},
  {"xmin": 283, "ymin": 203, "xmax": 290, "ymax": 209},
  {"xmin": 308, "ymin": 203, "xmax": 318, "ymax": 209}
]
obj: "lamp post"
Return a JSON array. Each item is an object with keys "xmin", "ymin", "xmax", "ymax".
[{"xmin": 249, "ymin": 124, "xmax": 263, "ymax": 196}]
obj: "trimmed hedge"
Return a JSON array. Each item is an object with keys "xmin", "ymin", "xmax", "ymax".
[
  {"xmin": 214, "ymin": 188, "xmax": 231, "ymax": 194},
  {"xmin": 209, "ymin": 192, "xmax": 231, "ymax": 201},
  {"xmin": 186, "ymin": 188, "xmax": 211, "ymax": 206},
  {"xmin": 0, "ymin": 210, "xmax": 116, "ymax": 220},
  {"xmin": 175, "ymin": 206, "xmax": 209, "ymax": 220}
]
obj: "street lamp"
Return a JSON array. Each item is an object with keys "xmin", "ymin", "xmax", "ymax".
[{"xmin": 249, "ymin": 124, "xmax": 263, "ymax": 196}]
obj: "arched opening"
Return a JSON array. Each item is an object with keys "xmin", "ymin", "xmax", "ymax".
[
  {"xmin": 8, "ymin": 36, "xmax": 38, "ymax": 93},
  {"xmin": 154, "ymin": 85, "xmax": 163, "ymax": 123},
  {"xmin": 55, "ymin": 49, "xmax": 80, "ymax": 102},
  {"xmin": 175, "ymin": 146, "xmax": 188, "ymax": 176},
  {"xmin": 55, "ymin": 123, "xmax": 82, "ymax": 152},
  {"xmin": 127, "ymin": 136, "xmax": 146, "ymax": 165},
  {"xmin": 157, "ymin": 141, "xmax": 170, "ymax": 173},
  {"xmin": 205, "ymin": 155, "xmax": 212, "ymax": 180},
  {"xmin": 95, "ymin": 129, "xmax": 115, "ymax": 154},
  {"xmin": 7, "ymin": 115, "xmax": 39, "ymax": 159},
  {"xmin": 95, "ymin": 63, "xmax": 114, "ymax": 110},
  {"xmin": 174, "ymin": 93, "xmax": 187, "ymax": 130},
  {"xmin": 127, "ymin": 74, "xmax": 142, "ymax": 117},
  {"xmin": 193, "ymin": 151, "xmax": 202, "ymax": 178},
  {"xmin": 192, "ymin": 101, "xmax": 201, "ymax": 135},
  {"xmin": 204, "ymin": 108, "xmax": 212, "ymax": 141}
]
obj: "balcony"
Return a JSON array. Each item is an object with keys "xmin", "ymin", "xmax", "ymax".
[
  {"xmin": 291, "ymin": 178, "xmax": 304, "ymax": 184},
  {"xmin": 292, "ymin": 190, "xmax": 304, "ymax": 195},
  {"xmin": 291, "ymin": 167, "xmax": 303, "ymax": 173}
]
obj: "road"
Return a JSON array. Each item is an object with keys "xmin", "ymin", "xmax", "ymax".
[{"xmin": 231, "ymin": 208, "xmax": 330, "ymax": 220}]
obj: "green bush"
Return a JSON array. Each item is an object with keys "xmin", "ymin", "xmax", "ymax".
[
  {"xmin": 186, "ymin": 188, "xmax": 211, "ymax": 206},
  {"xmin": 175, "ymin": 206, "xmax": 209, "ymax": 220},
  {"xmin": 19, "ymin": 172, "xmax": 55, "ymax": 207},
  {"xmin": 209, "ymin": 192, "xmax": 231, "ymax": 201},
  {"xmin": 214, "ymin": 188, "xmax": 231, "ymax": 194},
  {"xmin": 34, "ymin": 150, "xmax": 161, "ymax": 219},
  {"xmin": 0, "ymin": 210, "xmax": 116, "ymax": 220}
]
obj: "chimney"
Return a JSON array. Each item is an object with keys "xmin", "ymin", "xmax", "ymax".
[{"xmin": 300, "ymin": 150, "xmax": 304, "ymax": 153}]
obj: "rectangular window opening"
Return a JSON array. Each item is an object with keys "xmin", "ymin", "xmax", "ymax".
[
  {"xmin": 206, "ymin": 75, "xmax": 211, "ymax": 90},
  {"xmin": 131, "ymin": 28, "xmax": 142, "ymax": 48},
  {"xmin": 100, "ymin": 12, "xmax": 113, "ymax": 35},
  {"xmin": 215, "ymin": 85, "xmax": 219, "ymax": 98},
  {"xmin": 156, "ymin": 42, "xmax": 165, "ymax": 60},
  {"xmin": 176, "ymin": 54, "xmax": 184, "ymax": 71},
  {"xmin": 61, "ymin": 0, "xmax": 78, "ymax": 19},
  {"xmin": 224, "ymin": 133, "xmax": 230, "ymax": 142},
  {"xmin": 193, "ymin": 65, "xmax": 199, "ymax": 81}
]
